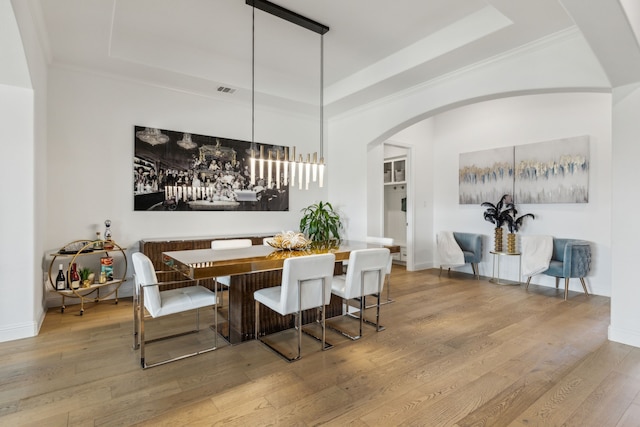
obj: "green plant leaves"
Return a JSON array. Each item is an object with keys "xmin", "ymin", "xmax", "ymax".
[{"xmin": 299, "ymin": 201, "xmax": 343, "ymax": 242}]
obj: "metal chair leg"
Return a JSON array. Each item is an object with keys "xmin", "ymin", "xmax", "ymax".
[
  {"xmin": 133, "ymin": 284, "xmax": 140, "ymax": 350},
  {"xmin": 525, "ymin": 277, "xmax": 532, "ymax": 290},
  {"xmin": 139, "ymin": 289, "xmax": 219, "ymax": 369},
  {"xmin": 580, "ymin": 277, "xmax": 589, "ymax": 297},
  {"xmin": 255, "ymin": 300, "xmax": 260, "ymax": 339},
  {"xmin": 564, "ymin": 278, "xmax": 570, "ymax": 301}
]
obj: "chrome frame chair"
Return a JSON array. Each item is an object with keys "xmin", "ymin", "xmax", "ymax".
[
  {"xmin": 132, "ymin": 252, "xmax": 218, "ymax": 369},
  {"xmin": 366, "ymin": 236, "xmax": 394, "ymax": 304},
  {"xmin": 329, "ymin": 248, "xmax": 390, "ymax": 340},
  {"xmin": 210, "ymin": 239, "xmax": 253, "ymax": 340},
  {"xmin": 254, "ymin": 253, "xmax": 336, "ymax": 362}
]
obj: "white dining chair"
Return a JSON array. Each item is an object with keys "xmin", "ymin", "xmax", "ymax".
[
  {"xmin": 254, "ymin": 253, "xmax": 336, "ymax": 362},
  {"xmin": 210, "ymin": 239, "xmax": 253, "ymax": 340},
  {"xmin": 132, "ymin": 252, "xmax": 218, "ymax": 369},
  {"xmin": 329, "ymin": 248, "xmax": 390, "ymax": 340},
  {"xmin": 366, "ymin": 236, "xmax": 394, "ymax": 304}
]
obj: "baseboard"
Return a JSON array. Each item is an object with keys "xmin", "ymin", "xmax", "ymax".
[
  {"xmin": 608, "ymin": 325, "xmax": 640, "ymax": 349},
  {"xmin": 0, "ymin": 320, "xmax": 40, "ymax": 343}
]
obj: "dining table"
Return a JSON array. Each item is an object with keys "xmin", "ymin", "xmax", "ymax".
[{"xmin": 162, "ymin": 240, "xmax": 399, "ymax": 344}]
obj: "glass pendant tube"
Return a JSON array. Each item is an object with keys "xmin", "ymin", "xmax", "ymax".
[
  {"xmin": 305, "ymin": 154, "xmax": 311, "ymax": 190},
  {"xmin": 250, "ymin": 151, "xmax": 256, "ymax": 185},
  {"xmin": 283, "ymin": 147, "xmax": 289, "ymax": 186},
  {"xmin": 259, "ymin": 145, "xmax": 265, "ymax": 183},
  {"xmin": 312, "ymin": 152, "xmax": 318, "ymax": 182},
  {"xmin": 291, "ymin": 147, "xmax": 297, "ymax": 186},
  {"xmin": 267, "ymin": 150, "xmax": 273, "ymax": 189},
  {"xmin": 298, "ymin": 154, "xmax": 303, "ymax": 190}
]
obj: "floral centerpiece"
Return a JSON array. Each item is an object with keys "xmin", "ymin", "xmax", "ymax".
[{"xmin": 266, "ymin": 231, "xmax": 311, "ymax": 251}]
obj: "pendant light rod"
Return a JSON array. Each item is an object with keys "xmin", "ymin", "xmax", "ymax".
[
  {"xmin": 251, "ymin": 5, "xmax": 255, "ymax": 147},
  {"xmin": 320, "ymin": 34, "xmax": 324, "ymax": 160},
  {"xmin": 246, "ymin": 0, "xmax": 329, "ymax": 35}
]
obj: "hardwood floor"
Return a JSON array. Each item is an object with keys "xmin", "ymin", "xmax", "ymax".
[{"xmin": 1, "ymin": 266, "xmax": 639, "ymax": 426}]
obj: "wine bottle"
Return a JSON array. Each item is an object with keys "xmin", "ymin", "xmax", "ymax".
[
  {"xmin": 70, "ymin": 263, "xmax": 81, "ymax": 290},
  {"xmin": 55, "ymin": 264, "xmax": 66, "ymax": 290}
]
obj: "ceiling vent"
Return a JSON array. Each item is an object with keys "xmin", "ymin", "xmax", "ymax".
[{"xmin": 217, "ymin": 86, "xmax": 236, "ymax": 94}]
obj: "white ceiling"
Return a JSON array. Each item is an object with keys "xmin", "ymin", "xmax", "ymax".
[{"xmin": 28, "ymin": 0, "xmax": 640, "ymax": 117}]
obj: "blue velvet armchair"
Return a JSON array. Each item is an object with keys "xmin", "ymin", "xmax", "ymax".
[
  {"xmin": 439, "ymin": 232, "xmax": 482, "ymax": 279},
  {"xmin": 525, "ymin": 238, "xmax": 591, "ymax": 300}
]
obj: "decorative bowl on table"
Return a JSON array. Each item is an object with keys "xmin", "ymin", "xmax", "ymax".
[{"xmin": 266, "ymin": 231, "xmax": 311, "ymax": 251}]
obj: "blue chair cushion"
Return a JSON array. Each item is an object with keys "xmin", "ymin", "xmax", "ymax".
[
  {"xmin": 541, "ymin": 238, "xmax": 591, "ymax": 279},
  {"xmin": 544, "ymin": 260, "xmax": 564, "ymax": 277},
  {"xmin": 462, "ymin": 251, "xmax": 476, "ymax": 263},
  {"xmin": 453, "ymin": 232, "xmax": 482, "ymax": 264}
]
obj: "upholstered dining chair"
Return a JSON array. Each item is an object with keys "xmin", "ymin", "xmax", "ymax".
[
  {"xmin": 254, "ymin": 253, "xmax": 336, "ymax": 362},
  {"xmin": 211, "ymin": 238, "xmax": 253, "ymax": 309},
  {"xmin": 132, "ymin": 252, "xmax": 218, "ymax": 369},
  {"xmin": 525, "ymin": 238, "xmax": 591, "ymax": 300},
  {"xmin": 329, "ymin": 248, "xmax": 390, "ymax": 340},
  {"xmin": 366, "ymin": 236, "xmax": 394, "ymax": 304}
]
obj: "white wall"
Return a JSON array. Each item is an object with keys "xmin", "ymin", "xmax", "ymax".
[
  {"xmin": 384, "ymin": 121, "xmax": 435, "ymax": 270},
  {"xmin": 45, "ymin": 66, "xmax": 326, "ymax": 302},
  {"xmin": 0, "ymin": 84, "xmax": 36, "ymax": 341},
  {"xmin": 432, "ymin": 93, "xmax": 611, "ymax": 296},
  {"xmin": 8, "ymin": 4, "xmax": 637, "ymax": 345},
  {"xmin": 610, "ymin": 83, "xmax": 640, "ymax": 347},
  {"xmin": 0, "ymin": 0, "xmax": 48, "ymax": 343},
  {"xmin": 329, "ymin": 29, "xmax": 609, "ymax": 270}
]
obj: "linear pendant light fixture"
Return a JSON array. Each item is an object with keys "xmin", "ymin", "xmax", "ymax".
[{"xmin": 246, "ymin": 0, "xmax": 329, "ymax": 190}]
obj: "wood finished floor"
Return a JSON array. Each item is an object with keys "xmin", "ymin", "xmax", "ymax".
[{"xmin": 1, "ymin": 266, "xmax": 639, "ymax": 426}]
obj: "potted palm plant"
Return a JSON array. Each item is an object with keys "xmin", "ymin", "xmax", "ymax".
[
  {"xmin": 299, "ymin": 201, "xmax": 343, "ymax": 244},
  {"xmin": 481, "ymin": 194, "xmax": 514, "ymax": 252}
]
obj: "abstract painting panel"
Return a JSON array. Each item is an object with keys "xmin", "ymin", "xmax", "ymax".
[
  {"xmin": 459, "ymin": 146, "xmax": 514, "ymax": 205},
  {"xmin": 514, "ymin": 136, "xmax": 589, "ymax": 203}
]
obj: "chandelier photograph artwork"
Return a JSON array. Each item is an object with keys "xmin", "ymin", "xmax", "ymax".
[{"xmin": 133, "ymin": 126, "xmax": 289, "ymax": 211}]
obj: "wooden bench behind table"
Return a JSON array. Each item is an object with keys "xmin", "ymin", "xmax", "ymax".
[{"xmin": 139, "ymin": 236, "xmax": 345, "ymax": 343}]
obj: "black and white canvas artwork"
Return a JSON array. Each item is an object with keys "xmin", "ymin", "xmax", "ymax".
[
  {"xmin": 459, "ymin": 146, "xmax": 514, "ymax": 205},
  {"xmin": 133, "ymin": 126, "xmax": 289, "ymax": 211},
  {"xmin": 514, "ymin": 135, "xmax": 589, "ymax": 203}
]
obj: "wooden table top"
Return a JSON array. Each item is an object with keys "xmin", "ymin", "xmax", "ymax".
[{"xmin": 163, "ymin": 240, "xmax": 399, "ymax": 280}]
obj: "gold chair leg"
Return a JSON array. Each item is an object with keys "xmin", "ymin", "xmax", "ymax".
[
  {"xmin": 580, "ymin": 277, "xmax": 590, "ymax": 297},
  {"xmin": 564, "ymin": 278, "xmax": 570, "ymax": 301}
]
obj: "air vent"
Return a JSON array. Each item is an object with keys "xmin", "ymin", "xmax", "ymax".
[{"xmin": 217, "ymin": 86, "xmax": 236, "ymax": 94}]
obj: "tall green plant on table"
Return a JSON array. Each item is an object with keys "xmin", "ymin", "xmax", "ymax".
[
  {"xmin": 481, "ymin": 194, "xmax": 514, "ymax": 252},
  {"xmin": 299, "ymin": 201, "xmax": 343, "ymax": 245},
  {"xmin": 503, "ymin": 206, "xmax": 535, "ymax": 254}
]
